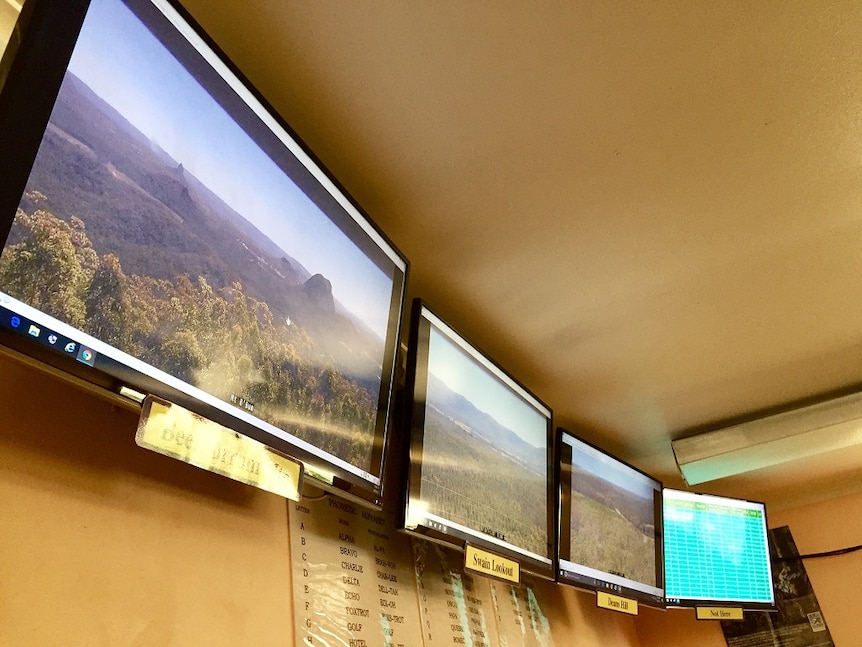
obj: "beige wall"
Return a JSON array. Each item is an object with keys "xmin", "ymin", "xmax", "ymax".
[
  {"xmin": 766, "ymin": 491, "xmax": 862, "ymax": 645},
  {"xmin": 0, "ymin": 354, "xmax": 292, "ymax": 646},
  {"xmin": 3, "ymin": 340, "xmax": 860, "ymax": 647},
  {"xmin": 0, "ymin": 0, "xmax": 20, "ymax": 50},
  {"xmin": 0, "ymin": 353, "xmax": 642, "ymax": 646},
  {"xmin": 637, "ymin": 484, "xmax": 862, "ymax": 647},
  {"xmin": 636, "ymin": 605, "xmax": 726, "ymax": 647},
  {"xmin": 0, "ymin": 0, "xmax": 21, "ymax": 87}
]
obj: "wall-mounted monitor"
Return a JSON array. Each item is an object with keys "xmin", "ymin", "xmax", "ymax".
[
  {"xmin": 663, "ymin": 488, "xmax": 776, "ymax": 610},
  {"xmin": 401, "ymin": 300, "xmax": 554, "ymax": 579},
  {"xmin": 0, "ymin": 0, "xmax": 408, "ymax": 506},
  {"xmin": 556, "ymin": 428, "xmax": 665, "ymax": 608}
]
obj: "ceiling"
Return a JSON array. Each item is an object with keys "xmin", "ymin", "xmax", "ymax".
[
  {"xmin": 170, "ymin": 0, "xmax": 862, "ymax": 511},
  {"xmin": 9, "ymin": 1, "xmax": 862, "ymax": 511}
]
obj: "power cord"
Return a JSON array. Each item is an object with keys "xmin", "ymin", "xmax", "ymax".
[{"xmin": 774, "ymin": 543, "xmax": 862, "ymax": 561}]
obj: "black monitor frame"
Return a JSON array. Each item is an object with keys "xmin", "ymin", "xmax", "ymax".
[
  {"xmin": 663, "ymin": 488, "xmax": 776, "ymax": 611},
  {"xmin": 0, "ymin": 0, "xmax": 409, "ymax": 507},
  {"xmin": 400, "ymin": 299, "xmax": 555, "ymax": 580},
  {"xmin": 555, "ymin": 427, "xmax": 665, "ymax": 608}
]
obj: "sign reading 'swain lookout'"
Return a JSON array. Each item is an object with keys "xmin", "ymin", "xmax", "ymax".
[{"xmin": 464, "ymin": 545, "xmax": 520, "ymax": 584}]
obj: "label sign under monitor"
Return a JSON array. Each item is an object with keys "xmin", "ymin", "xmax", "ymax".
[
  {"xmin": 464, "ymin": 544, "xmax": 521, "ymax": 584},
  {"xmin": 597, "ymin": 591, "xmax": 639, "ymax": 616},
  {"xmin": 136, "ymin": 396, "xmax": 303, "ymax": 500},
  {"xmin": 697, "ymin": 607, "xmax": 744, "ymax": 621}
]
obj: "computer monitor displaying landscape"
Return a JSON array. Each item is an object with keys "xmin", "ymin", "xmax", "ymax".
[
  {"xmin": 556, "ymin": 429, "xmax": 665, "ymax": 607},
  {"xmin": 664, "ymin": 489, "xmax": 775, "ymax": 610},
  {"xmin": 0, "ymin": 0, "xmax": 408, "ymax": 504},
  {"xmin": 401, "ymin": 300, "xmax": 554, "ymax": 579}
]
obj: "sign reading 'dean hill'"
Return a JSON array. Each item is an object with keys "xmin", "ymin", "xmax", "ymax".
[
  {"xmin": 136, "ymin": 396, "xmax": 303, "ymax": 500},
  {"xmin": 597, "ymin": 591, "xmax": 639, "ymax": 616}
]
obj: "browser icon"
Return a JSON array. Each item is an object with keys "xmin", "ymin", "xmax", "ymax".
[{"xmin": 76, "ymin": 346, "xmax": 96, "ymax": 367}]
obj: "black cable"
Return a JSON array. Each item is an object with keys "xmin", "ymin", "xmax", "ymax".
[{"xmin": 774, "ymin": 542, "xmax": 862, "ymax": 562}]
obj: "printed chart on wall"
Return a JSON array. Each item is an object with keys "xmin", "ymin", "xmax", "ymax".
[
  {"xmin": 412, "ymin": 540, "xmax": 501, "ymax": 646},
  {"xmin": 720, "ymin": 526, "xmax": 834, "ymax": 647},
  {"xmin": 412, "ymin": 540, "xmax": 556, "ymax": 647},
  {"xmin": 489, "ymin": 578, "xmax": 556, "ymax": 647},
  {"xmin": 289, "ymin": 496, "xmax": 422, "ymax": 646},
  {"xmin": 289, "ymin": 494, "xmax": 557, "ymax": 646}
]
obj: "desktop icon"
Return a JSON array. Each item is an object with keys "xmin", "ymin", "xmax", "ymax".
[
  {"xmin": 47, "ymin": 334, "xmax": 58, "ymax": 345},
  {"xmin": 9, "ymin": 315, "xmax": 20, "ymax": 328},
  {"xmin": 64, "ymin": 342, "xmax": 77, "ymax": 354},
  {"xmin": 28, "ymin": 324, "xmax": 40, "ymax": 337},
  {"xmin": 77, "ymin": 346, "xmax": 96, "ymax": 367}
]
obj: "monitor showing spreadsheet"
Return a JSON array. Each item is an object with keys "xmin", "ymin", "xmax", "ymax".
[{"xmin": 663, "ymin": 488, "xmax": 775, "ymax": 610}]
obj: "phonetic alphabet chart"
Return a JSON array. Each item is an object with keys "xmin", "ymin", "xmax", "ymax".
[
  {"xmin": 289, "ymin": 496, "xmax": 422, "ymax": 647},
  {"xmin": 289, "ymin": 495, "xmax": 558, "ymax": 646},
  {"xmin": 412, "ymin": 540, "xmax": 501, "ymax": 646},
  {"xmin": 489, "ymin": 579, "xmax": 556, "ymax": 647},
  {"xmin": 411, "ymin": 540, "xmax": 557, "ymax": 647}
]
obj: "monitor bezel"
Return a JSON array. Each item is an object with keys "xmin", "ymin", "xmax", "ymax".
[
  {"xmin": 0, "ymin": 0, "xmax": 409, "ymax": 507},
  {"xmin": 555, "ymin": 427, "xmax": 666, "ymax": 609},
  {"xmin": 399, "ymin": 298, "xmax": 556, "ymax": 580}
]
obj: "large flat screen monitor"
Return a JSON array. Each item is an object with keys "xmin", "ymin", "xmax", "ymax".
[
  {"xmin": 401, "ymin": 300, "xmax": 555, "ymax": 579},
  {"xmin": 663, "ymin": 488, "xmax": 776, "ymax": 610},
  {"xmin": 556, "ymin": 428, "xmax": 665, "ymax": 608},
  {"xmin": 0, "ymin": 0, "xmax": 408, "ymax": 506}
]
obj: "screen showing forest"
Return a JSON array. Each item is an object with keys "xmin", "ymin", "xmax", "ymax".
[
  {"xmin": 0, "ymin": 0, "xmax": 406, "ymax": 485},
  {"xmin": 406, "ymin": 306, "xmax": 552, "ymax": 568},
  {"xmin": 558, "ymin": 431, "xmax": 664, "ymax": 605}
]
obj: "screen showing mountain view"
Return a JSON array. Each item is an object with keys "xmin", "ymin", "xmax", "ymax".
[
  {"xmin": 404, "ymin": 303, "xmax": 553, "ymax": 576},
  {"xmin": 557, "ymin": 430, "xmax": 664, "ymax": 607},
  {"xmin": 0, "ymin": 0, "xmax": 407, "ymax": 491}
]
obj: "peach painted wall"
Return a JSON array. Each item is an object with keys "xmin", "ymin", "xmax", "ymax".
[
  {"xmin": 0, "ymin": 353, "xmax": 644, "ymax": 646},
  {"xmin": 767, "ymin": 490, "xmax": 862, "ymax": 646},
  {"xmin": 635, "ymin": 605, "xmax": 726, "ymax": 647},
  {"xmin": 637, "ymin": 485, "xmax": 862, "ymax": 647},
  {"xmin": 0, "ymin": 354, "xmax": 293, "ymax": 646}
]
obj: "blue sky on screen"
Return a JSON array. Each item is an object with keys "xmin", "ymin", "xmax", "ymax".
[
  {"xmin": 566, "ymin": 435, "xmax": 657, "ymax": 499},
  {"xmin": 65, "ymin": 0, "xmax": 393, "ymax": 340},
  {"xmin": 427, "ymin": 324, "xmax": 547, "ymax": 448}
]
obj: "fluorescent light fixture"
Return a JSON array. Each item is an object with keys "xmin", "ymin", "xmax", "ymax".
[{"xmin": 672, "ymin": 391, "xmax": 862, "ymax": 485}]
